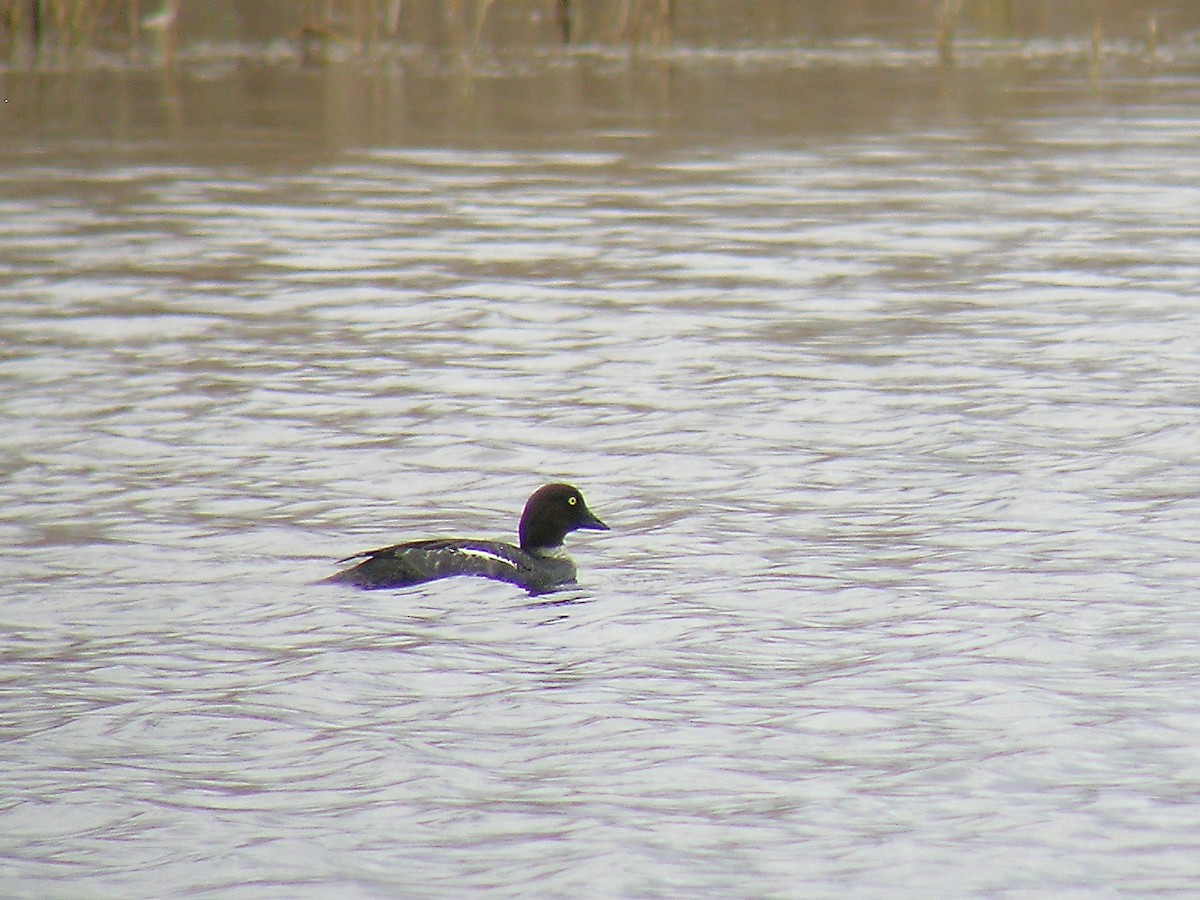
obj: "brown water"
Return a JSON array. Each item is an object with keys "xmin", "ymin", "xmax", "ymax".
[{"xmin": 3, "ymin": 41, "xmax": 1200, "ymax": 896}]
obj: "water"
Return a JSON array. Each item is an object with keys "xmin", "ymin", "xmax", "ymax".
[{"xmin": 3, "ymin": 48, "xmax": 1200, "ymax": 896}]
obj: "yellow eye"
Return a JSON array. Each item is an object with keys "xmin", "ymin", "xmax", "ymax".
[{"xmin": 568, "ymin": 496, "xmax": 577, "ymax": 505}]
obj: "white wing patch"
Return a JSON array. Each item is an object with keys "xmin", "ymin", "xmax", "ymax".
[{"xmin": 457, "ymin": 547, "xmax": 518, "ymax": 569}]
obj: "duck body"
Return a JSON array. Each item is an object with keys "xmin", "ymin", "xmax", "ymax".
[{"xmin": 326, "ymin": 483, "xmax": 607, "ymax": 595}]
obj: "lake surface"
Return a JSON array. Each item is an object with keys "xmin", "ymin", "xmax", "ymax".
[{"xmin": 3, "ymin": 41, "xmax": 1200, "ymax": 896}]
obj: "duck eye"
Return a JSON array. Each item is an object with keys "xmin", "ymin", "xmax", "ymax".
[{"xmin": 567, "ymin": 496, "xmax": 577, "ymax": 505}]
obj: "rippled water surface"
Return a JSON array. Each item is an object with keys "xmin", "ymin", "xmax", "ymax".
[{"xmin": 3, "ymin": 52, "xmax": 1200, "ymax": 895}]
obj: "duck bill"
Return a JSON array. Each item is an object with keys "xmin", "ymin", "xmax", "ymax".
[{"xmin": 580, "ymin": 509, "xmax": 609, "ymax": 531}]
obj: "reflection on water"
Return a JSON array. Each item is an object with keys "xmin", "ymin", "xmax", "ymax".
[{"xmin": 3, "ymin": 48, "xmax": 1200, "ymax": 896}]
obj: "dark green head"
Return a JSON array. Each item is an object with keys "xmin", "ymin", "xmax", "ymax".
[{"xmin": 518, "ymin": 483, "xmax": 608, "ymax": 551}]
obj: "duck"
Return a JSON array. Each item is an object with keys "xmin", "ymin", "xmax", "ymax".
[{"xmin": 326, "ymin": 483, "xmax": 608, "ymax": 594}]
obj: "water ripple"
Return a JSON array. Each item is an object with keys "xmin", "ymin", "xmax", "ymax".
[{"xmin": 3, "ymin": 62, "xmax": 1200, "ymax": 897}]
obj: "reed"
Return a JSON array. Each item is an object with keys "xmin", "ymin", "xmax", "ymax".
[{"xmin": 0, "ymin": 0, "xmax": 1182, "ymax": 60}]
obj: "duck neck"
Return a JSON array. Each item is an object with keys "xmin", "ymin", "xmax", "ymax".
[{"xmin": 528, "ymin": 544, "xmax": 570, "ymax": 559}]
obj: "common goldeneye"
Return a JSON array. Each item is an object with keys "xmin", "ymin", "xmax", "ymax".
[{"xmin": 326, "ymin": 483, "xmax": 608, "ymax": 594}]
